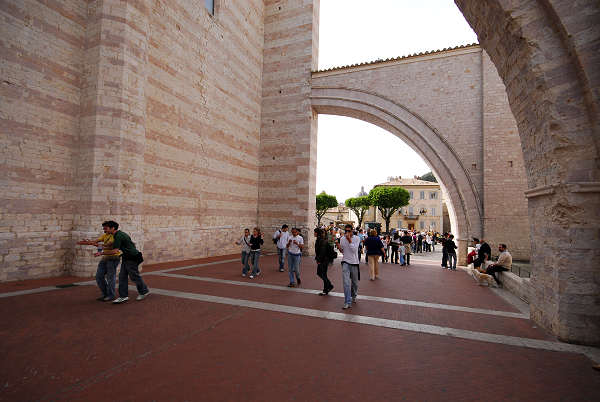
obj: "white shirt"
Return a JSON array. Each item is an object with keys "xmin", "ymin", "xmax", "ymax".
[
  {"xmin": 274, "ymin": 230, "xmax": 290, "ymax": 249},
  {"xmin": 287, "ymin": 234, "xmax": 304, "ymax": 254},
  {"xmin": 339, "ymin": 235, "xmax": 360, "ymax": 265},
  {"xmin": 237, "ymin": 235, "xmax": 251, "ymax": 252}
]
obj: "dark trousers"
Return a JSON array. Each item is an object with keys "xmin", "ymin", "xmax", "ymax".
[
  {"xmin": 118, "ymin": 258, "xmax": 149, "ymax": 297},
  {"xmin": 473, "ymin": 256, "xmax": 486, "ymax": 269},
  {"xmin": 96, "ymin": 258, "xmax": 119, "ymax": 299},
  {"xmin": 405, "ymin": 253, "xmax": 410, "ymax": 265},
  {"xmin": 486, "ymin": 265, "xmax": 509, "ymax": 284},
  {"xmin": 317, "ymin": 262, "xmax": 333, "ymax": 292},
  {"xmin": 391, "ymin": 246, "xmax": 399, "ymax": 263},
  {"xmin": 442, "ymin": 251, "xmax": 448, "ymax": 267}
]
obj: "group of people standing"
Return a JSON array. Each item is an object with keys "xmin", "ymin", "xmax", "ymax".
[{"xmin": 234, "ymin": 225, "xmax": 304, "ymax": 286}]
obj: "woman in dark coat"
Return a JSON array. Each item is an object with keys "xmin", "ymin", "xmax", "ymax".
[{"xmin": 314, "ymin": 228, "xmax": 333, "ymax": 295}]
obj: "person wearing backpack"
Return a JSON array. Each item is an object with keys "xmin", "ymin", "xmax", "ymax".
[
  {"xmin": 314, "ymin": 228, "xmax": 334, "ymax": 295},
  {"xmin": 235, "ymin": 228, "xmax": 252, "ymax": 276}
]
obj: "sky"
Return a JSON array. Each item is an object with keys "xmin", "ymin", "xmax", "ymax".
[{"xmin": 316, "ymin": 0, "xmax": 478, "ymax": 203}]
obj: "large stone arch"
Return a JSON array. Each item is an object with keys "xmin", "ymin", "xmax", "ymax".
[
  {"xmin": 454, "ymin": 0, "xmax": 600, "ymax": 344},
  {"xmin": 310, "ymin": 86, "xmax": 483, "ymax": 243}
]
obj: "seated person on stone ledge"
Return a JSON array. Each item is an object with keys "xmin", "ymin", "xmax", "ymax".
[
  {"xmin": 472, "ymin": 238, "xmax": 491, "ymax": 272},
  {"xmin": 485, "ymin": 244, "xmax": 512, "ymax": 287}
]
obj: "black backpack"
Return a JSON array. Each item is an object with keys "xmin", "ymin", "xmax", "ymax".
[{"xmin": 327, "ymin": 243, "xmax": 338, "ymax": 260}]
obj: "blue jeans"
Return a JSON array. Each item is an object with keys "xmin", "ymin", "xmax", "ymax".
[
  {"xmin": 448, "ymin": 252, "xmax": 457, "ymax": 270},
  {"xmin": 341, "ymin": 262, "xmax": 359, "ymax": 305},
  {"xmin": 241, "ymin": 251, "xmax": 251, "ymax": 274},
  {"xmin": 277, "ymin": 247, "xmax": 286, "ymax": 270},
  {"xmin": 96, "ymin": 258, "xmax": 119, "ymax": 299},
  {"xmin": 250, "ymin": 250, "xmax": 261, "ymax": 275},
  {"xmin": 288, "ymin": 252, "xmax": 301, "ymax": 284},
  {"xmin": 399, "ymin": 253, "xmax": 405, "ymax": 265},
  {"xmin": 118, "ymin": 258, "xmax": 149, "ymax": 298}
]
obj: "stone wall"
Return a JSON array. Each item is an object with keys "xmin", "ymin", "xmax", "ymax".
[
  {"xmin": 456, "ymin": 0, "xmax": 600, "ymax": 344},
  {"xmin": 311, "ymin": 46, "xmax": 530, "ymax": 260},
  {"xmin": 1, "ymin": 0, "xmax": 265, "ymax": 279},
  {"xmin": 481, "ymin": 52, "xmax": 530, "ymax": 260},
  {"xmin": 141, "ymin": 0, "xmax": 264, "ymax": 263},
  {"xmin": 258, "ymin": 0, "xmax": 319, "ymax": 251},
  {"xmin": 1, "ymin": 0, "xmax": 87, "ymax": 280}
]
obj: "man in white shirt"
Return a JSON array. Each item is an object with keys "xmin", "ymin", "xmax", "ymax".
[
  {"xmin": 336, "ymin": 224, "xmax": 360, "ymax": 309},
  {"xmin": 286, "ymin": 227, "xmax": 304, "ymax": 287},
  {"xmin": 273, "ymin": 224, "xmax": 290, "ymax": 272},
  {"xmin": 234, "ymin": 228, "xmax": 252, "ymax": 276},
  {"xmin": 486, "ymin": 243, "xmax": 512, "ymax": 287}
]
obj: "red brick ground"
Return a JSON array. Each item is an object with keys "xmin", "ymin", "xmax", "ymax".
[{"xmin": 1, "ymin": 254, "xmax": 598, "ymax": 401}]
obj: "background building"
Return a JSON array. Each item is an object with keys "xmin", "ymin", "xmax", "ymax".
[
  {"xmin": 365, "ymin": 177, "xmax": 444, "ymax": 233},
  {"xmin": 322, "ymin": 205, "xmax": 357, "ymax": 228}
]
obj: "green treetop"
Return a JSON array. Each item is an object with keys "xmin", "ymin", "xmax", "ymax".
[
  {"xmin": 368, "ymin": 186, "xmax": 410, "ymax": 234},
  {"xmin": 345, "ymin": 196, "xmax": 371, "ymax": 229},
  {"xmin": 316, "ymin": 191, "xmax": 338, "ymax": 226}
]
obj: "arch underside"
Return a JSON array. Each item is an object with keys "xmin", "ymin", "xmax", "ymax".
[{"xmin": 311, "ymin": 87, "xmax": 483, "ymax": 240}]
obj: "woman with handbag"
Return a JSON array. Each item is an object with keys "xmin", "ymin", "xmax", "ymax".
[{"xmin": 248, "ymin": 227, "xmax": 264, "ymax": 279}]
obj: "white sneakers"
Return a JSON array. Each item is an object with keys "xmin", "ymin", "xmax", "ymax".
[
  {"xmin": 112, "ymin": 292, "xmax": 149, "ymax": 303},
  {"xmin": 112, "ymin": 297, "xmax": 129, "ymax": 304}
]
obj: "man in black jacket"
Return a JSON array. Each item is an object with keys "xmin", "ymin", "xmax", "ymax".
[
  {"xmin": 473, "ymin": 238, "xmax": 491, "ymax": 271},
  {"xmin": 445, "ymin": 234, "xmax": 458, "ymax": 270}
]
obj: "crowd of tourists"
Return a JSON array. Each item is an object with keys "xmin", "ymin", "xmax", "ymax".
[
  {"xmin": 77, "ymin": 219, "xmax": 512, "ymax": 309},
  {"xmin": 234, "ymin": 223, "xmax": 446, "ymax": 310}
]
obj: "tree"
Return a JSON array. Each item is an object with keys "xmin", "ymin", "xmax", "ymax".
[
  {"xmin": 345, "ymin": 196, "xmax": 371, "ymax": 229},
  {"xmin": 368, "ymin": 186, "xmax": 410, "ymax": 234},
  {"xmin": 315, "ymin": 191, "xmax": 338, "ymax": 226},
  {"xmin": 419, "ymin": 171, "xmax": 437, "ymax": 182}
]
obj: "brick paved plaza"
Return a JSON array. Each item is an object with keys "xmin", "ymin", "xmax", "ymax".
[{"xmin": 1, "ymin": 253, "xmax": 598, "ymax": 401}]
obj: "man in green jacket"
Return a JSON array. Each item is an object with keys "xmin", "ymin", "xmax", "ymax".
[{"xmin": 103, "ymin": 221, "xmax": 150, "ymax": 303}]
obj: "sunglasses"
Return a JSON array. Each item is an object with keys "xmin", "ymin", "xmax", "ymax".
[{"xmin": 345, "ymin": 229, "xmax": 352, "ymax": 233}]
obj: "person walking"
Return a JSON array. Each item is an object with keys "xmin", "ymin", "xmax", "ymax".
[
  {"xmin": 100, "ymin": 221, "xmax": 149, "ymax": 304},
  {"xmin": 381, "ymin": 235, "xmax": 389, "ymax": 263},
  {"xmin": 440, "ymin": 233, "xmax": 449, "ymax": 268},
  {"xmin": 248, "ymin": 227, "xmax": 264, "ymax": 278},
  {"xmin": 235, "ymin": 228, "xmax": 252, "ymax": 277},
  {"xmin": 357, "ymin": 228, "xmax": 366, "ymax": 262},
  {"xmin": 400, "ymin": 231, "xmax": 413, "ymax": 266},
  {"xmin": 286, "ymin": 227, "xmax": 304, "ymax": 287},
  {"xmin": 314, "ymin": 228, "xmax": 333, "ymax": 295},
  {"xmin": 336, "ymin": 224, "xmax": 360, "ymax": 309},
  {"xmin": 398, "ymin": 238, "xmax": 406, "ymax": 265},
  {"xmin": 445, "ymin": 234, "xmax": 458, "ymax": 270},
  {"xmin": 76, "ymin": 221, "xmax": 122, "ymax": 301},
  {"xmin": 364, "ymin": 229, "xmax": 385, "ymax": 280},
  {"xmin": 273, "ymin": 224, "xmax": 290, "ymax": 272},
  {"xmin": 390, "ymin": 232, "xmax": 401, "ymax": 264}
]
